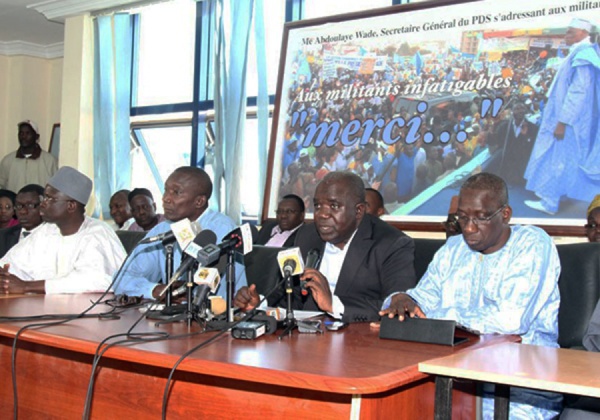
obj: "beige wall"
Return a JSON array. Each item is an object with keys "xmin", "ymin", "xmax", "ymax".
[{"xmin": 0, "ymin": 55, "xmax": 63, "ymax": 159}]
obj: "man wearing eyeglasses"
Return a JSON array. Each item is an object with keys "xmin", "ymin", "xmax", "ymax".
[
  {"xmin": 381, "ymin": 172, "xmax": 562, "ymax": 419},
  {"xmin": 0, "ymin": 184, "xmax": 45, "ymax": 258},
  {"xmin": 256, "ymin": 194, "xmax": 305, "ymax": 247},
  {"xmin": 0, "ymin": 166, "xmax": 126, "ymax": 294}
]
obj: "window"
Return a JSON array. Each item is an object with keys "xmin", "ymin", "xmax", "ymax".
[{"xmin": 130, "ymin": 1, "xmax": 396, "ymax": 219}]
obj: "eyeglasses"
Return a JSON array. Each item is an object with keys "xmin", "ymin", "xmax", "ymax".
[
  {"xmin": 585, "ymin": 223, "xmax": 599, "ymax": 230},
  {"xmin": 275, "ymin": 209, "xmax": 299, "ymax": 215},
  {"xmin": 457, "ymin": 205, "xmax": 506, "ymax": 227},
  {"xmin": 15, "ymin": 203, "xmax": 41, "ymax": 210}
]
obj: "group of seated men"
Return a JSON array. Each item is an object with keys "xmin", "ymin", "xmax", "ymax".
[{"xmin": 0, "ymin": 164, "xmax": 599, "ymax": 419}]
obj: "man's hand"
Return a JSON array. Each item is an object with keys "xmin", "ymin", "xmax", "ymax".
[
  {"xmin": 554, "ymin": 122, "xmax": 566, "ymax": 140},
  {"xmin": 233, "ymin": 284, "xmax": 260, "ymax": 312},
  {"xmin": 379, "ymin": 293, "xmax": 426, "ymax": 320},
  {"xmin": 301, "ymin": 268, "xmax": 333, "ymax": 313},
  {"xmin": 0, "ymin": 271, "xmax": 29, "ymax": 294}
]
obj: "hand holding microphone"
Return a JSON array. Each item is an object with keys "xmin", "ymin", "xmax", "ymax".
[{"xmin": 301, "ymin": 249, "xmax": 321, "ymax": 296}]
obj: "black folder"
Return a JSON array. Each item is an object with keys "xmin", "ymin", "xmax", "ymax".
[{"xmin": 379, "ymin": 316, "xmax": 471, "ymax": 346}]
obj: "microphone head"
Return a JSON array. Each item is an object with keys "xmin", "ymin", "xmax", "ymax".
[
  {"xmin": 195, "ymin": 229, "xmax": 217, "ymax": 247},
  {"xmin": 276, "ymin": 247, "xmax": 304, "ymax": 277},
  {"xmin": 224, "ymin": 223, "xmax": 258, "ymax": 255}
]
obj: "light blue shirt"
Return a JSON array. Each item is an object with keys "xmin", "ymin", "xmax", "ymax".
[
  {"xmin": 407, "ymin": 225, "xmax": 562, "ymax": 419},
  {"xmin": 408, "ymin": 224, "xmax": 560, "ymax": 347},
  {"xmin": 113, "ymin": 209, "xmax": 247, "ymax": 299}
]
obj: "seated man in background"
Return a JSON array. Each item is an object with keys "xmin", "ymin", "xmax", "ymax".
[
  {"xmin": 114, "ymin": 166, "xmax": 247, "ymax": 300},
  {"xmin": 586, "ymin": 194, "xmax": 600, "ymax": 243},
  {"xmin": 255, "ymin": 194, "xmax": 305, "ymax": 247},
  {"xmin": 560, "ymin": 196, "xmax": 600, "ymax": 419},
  {"xmin": 127, "ymin": 188, "xmax": 165, "ymax": 232},
  {"xmin": 235, "ymin": 171, "xmax": 416, "ymax": 323},
  {"xmin": 0, "ymin": 184, "xmax": 45, "ymax": 258},
  {"xmin": 109, "ymin": 189, "xmax": 134, "ymax": 230},
  {"xmin": 381, "ymin": 172, "xmax": 562, "ymax": 419},
  {"xmin": 0, "ymin": 167, "xmax": 126, "ymax": 294},
  {"xmin": 364, "ymin": 187, "xmax": 385, "ymax": 218}
]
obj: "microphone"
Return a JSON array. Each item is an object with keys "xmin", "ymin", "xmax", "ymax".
[
  {"xmin": 194, "ymin": 223, "xmax": 260, "ymax": 266},
  {"xmin": 140, "ymin": 219, "xmax": 200, "ymax": 246},
  {"xmin": 217, "ymin": 224, "xmax": 259, "ymax": 254},
  {"xmin": 301, "ymin": 248, "xmax": 321, "ymax": 296},
  {"xmin": 159, "ymin": 229, "xmax": 217, "ymax": 297},
  {"xmin": 276, "ymin": 247, "xmax": 304, "ymax": 277},
  {"xmin": 192, "ymin": 267, "xmax": 221, "ymax": 308}
]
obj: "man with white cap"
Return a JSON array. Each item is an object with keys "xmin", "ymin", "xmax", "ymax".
[
  {"xmin": 525, "ymin": 18, "xmax": 600, "ymax": 214},
  {"xmin": 0, "ymin": 166, "xmax": 126, "ymax": 294},
  {"xmin": 0, "ymin": 120, "xmax": 58, "ymax": 193}
]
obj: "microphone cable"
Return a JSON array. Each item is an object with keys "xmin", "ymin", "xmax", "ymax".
[
  {"xmin": 160, "ymin": 272, "xmax": 290, "ymax": 419},
  {"xmin": 8, "ymin": 239, "xmax": 147, "ymax": 420}
]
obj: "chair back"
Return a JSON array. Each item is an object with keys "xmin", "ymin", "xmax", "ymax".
[{"xmin": 556, "ymin": 242, "xmax": 600, "ymax": 348}]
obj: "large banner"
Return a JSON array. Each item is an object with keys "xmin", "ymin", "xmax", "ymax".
[{"xmin": 265, "ymin": 0, "xmax": 600, "ymax": 231}]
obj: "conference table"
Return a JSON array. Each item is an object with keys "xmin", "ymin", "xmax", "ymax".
[
  {"xmin": 419, "ymin": 342, "xmax": 600, "ymax": 419},
  {"xmin": 0, "ymin": 294, "xmax": 516, "ymax": 419}
]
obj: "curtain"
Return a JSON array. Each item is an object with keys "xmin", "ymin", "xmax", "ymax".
[
  {"xmin": 212, "ymin": 0, "xmax": 255, "ymax": 224},
  {"xmin": 254, "ymin": 0, "xmax": 269, "ymax": 221},
  {"xmin": 93, "ymin": 14, "xmax": 133, "ymax": 219}
]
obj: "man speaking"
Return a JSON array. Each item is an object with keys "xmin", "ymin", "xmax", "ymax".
[{"xmin": 235, "ymin": 171, "xmax": 416, "ymax": 322}]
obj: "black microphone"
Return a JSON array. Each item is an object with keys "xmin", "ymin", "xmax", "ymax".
[
  {"xmin": 217, "ymin": 224, "xmax": 259, "ymax": 252},
  {"xmin": 195, "ymin": 224, "xmax": 260, "ymax": 266},
  {"xmin": 302, "ymin": 248, "xmax": 321, "ymax": 296},
  {"xmin": 160, "ymin": 230, "xmax": 217, "ymax": 297},
  {"xmin": 282, "ymin": 258, "xmax": 297, "ymax": 277}
]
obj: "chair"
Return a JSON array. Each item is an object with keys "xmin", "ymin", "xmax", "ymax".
[
  {"xmin": 115, "ymin": 230, "xmax": 146, "ymax": 254},
  {"xmin": 243, "ymin": 245, "xmax": 287, "ymax": 297},
  {"xmin": 413, "ymin": 238, "xmax": 445, "ymax": 281},
  {"xmin": 556, "ymin": 242, "xmax": 600, "ymax": 349}
]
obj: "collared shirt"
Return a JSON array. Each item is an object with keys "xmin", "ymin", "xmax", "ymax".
[
  {"xmin": 265, "ymin": 223, "xmax": 303, "ymax": 247},
  {"xmin": 113, "ymin": 208, "xmax": 247, "ymax": 299},
  {"xmin": 128, "ymin": 214, "xmax": 167, "ymax": 232},
  {"xmin": 118, "ymin": 217, "xmax": 135, "ymax": 231},
  {"xmin": 0, "ymin": 217, "xmax": 126, "ymax": 294},
  {"xmin": 19, "ymin": 223, "xmax": 43, "ymax": 242},
  {"xmin": 319, "ymin": 229, "xmax": 358, "ymax": 319}
]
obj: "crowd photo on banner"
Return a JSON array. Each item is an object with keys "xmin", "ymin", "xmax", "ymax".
[{"xmin": 270, "ymin": 0, "xmax": 600, "ymax": 224}]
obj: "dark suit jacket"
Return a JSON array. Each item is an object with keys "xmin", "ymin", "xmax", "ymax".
[
  {"xmin": 255, "ymin": 221, "xmax": 299, "ymax": 248},
  {"xmin": 269, "ymin": 214, "xmax": 416, "ymax": 323},
  {"xmin": 492, "ymin": 119, "xmax": 538, "ymax": 186},
  {"xmin": 0, "ymin": 225, "xmax": 22, "ymax": 258}
]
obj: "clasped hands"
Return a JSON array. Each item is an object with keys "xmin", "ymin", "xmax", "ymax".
[{"xmin": 0, "ymin": 264, "xmax": 28, "ymax": 294}]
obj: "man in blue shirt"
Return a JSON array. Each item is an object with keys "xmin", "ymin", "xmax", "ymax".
[
  {"xmin": 113, "ymin": 166, "xmax": 246, "ymax": 300},
  {"xmin": 381, "ymin": 172, "xmax": 562, "ymax": 419}
]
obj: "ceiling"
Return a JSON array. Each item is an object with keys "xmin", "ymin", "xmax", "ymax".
[
  {"xmin": 0, "ymin": 0, "xmax": 162, "ymax": 58},
  {"xmin": 0, "ymin": 0, "xmax": 64, "ymax": 46}
]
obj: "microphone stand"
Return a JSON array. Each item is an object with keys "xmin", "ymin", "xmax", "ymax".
[
  {"xmin": 279, "ymin": 269, "xmax": 297, "ymax": 339},
  {"xmin": 226, "ymin": 249, "xmax": 236, "ymax": 323},
  {"xmin": 154, "ymin": 265, "xmax": 204, "ymax": 327},
  {"xmin": 164, "ymin": 243, "xmax": 174, "ymax": 307}
]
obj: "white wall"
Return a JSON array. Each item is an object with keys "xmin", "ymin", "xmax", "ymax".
[{"xmin": 0, "ymin": 55, "xmax": 63, "ymax": 160}]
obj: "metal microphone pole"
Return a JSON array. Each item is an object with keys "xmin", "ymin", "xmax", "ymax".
[
  {"xmin": 226, "ymin": 249, "xmax": 236, "ymax": 323},
  {"xmin": 164, "ymin": 243, "xmax": 174, "ymax": 307}
]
